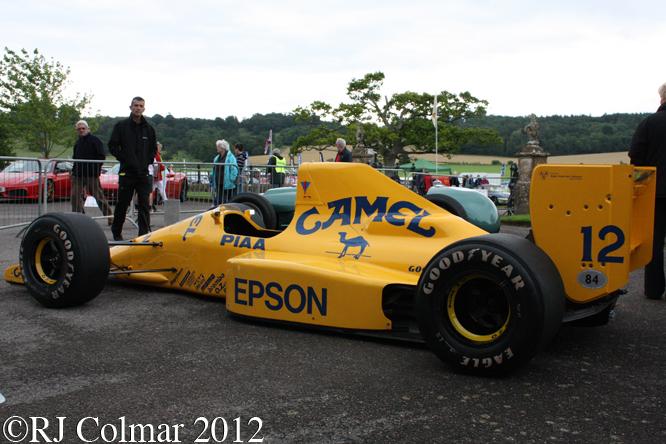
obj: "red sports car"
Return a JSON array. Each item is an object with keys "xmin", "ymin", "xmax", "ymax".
[
  {"xmin": 99, "ymin": 164, "xmax": 188, "ymax": 202},
  {"xmin": 0, "ymin": 159, "xmax": 73, "ymax": 202}
]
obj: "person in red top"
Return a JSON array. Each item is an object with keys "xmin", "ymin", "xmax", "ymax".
[
  {"xmin": 334, "ymin": 138, "xmax": 352, "ymax": 162},
  {"xmin": 153, "ymin": 142, "xmax": 168, "ymax": 206},
  {"xmin": 423, "ymin": 172, "xmax": 432, "ymax": 192}
]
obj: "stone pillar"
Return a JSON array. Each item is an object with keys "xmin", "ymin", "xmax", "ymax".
[
  {"xmin": 513, "ymin": 114, "xmax": 548, "ymax": 215},
  {"xmin": 514, "ymin": 148, "xmax": 549, "ymax": 215},
  {"xmin": 351, "ymin": 122, "xmax": 375, "ymax": 165},
  {"xmin": 351, "ymin": 146, "xmax": 375, "ymax": 164}
]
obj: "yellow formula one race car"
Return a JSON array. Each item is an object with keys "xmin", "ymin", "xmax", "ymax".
[{"xmin": 4, "ymin": 163, "xmax": 656, "ymax": 376}]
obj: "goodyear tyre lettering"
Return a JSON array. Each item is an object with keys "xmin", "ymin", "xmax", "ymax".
[
  {"xmin": 20, "ymin": 213, "xmax": 110, "ymax": 308},
  {"xmin": 414, "ymin": 234, "xmax": 565, "ymax": 376}
]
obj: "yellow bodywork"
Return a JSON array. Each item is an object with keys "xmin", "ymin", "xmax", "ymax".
[
  {"xmin": 103, "ymin": 163, "xmax": 485, "ymax": 330},
  {"xmin": 530, "ymin": 164, "xmax": 655, "ymax": 303},
  {"xmin": 5, "ymin": 163, "xmax": 657, "ymax": 326}
]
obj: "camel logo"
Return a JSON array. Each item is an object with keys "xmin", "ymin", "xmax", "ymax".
[
  {"xmin": 330, "ymin": 232, "xmax": 370, "ymax": 259},
  {"xmin": 539, "ymin": 170, "xmax": 549, "ymax": 180}
]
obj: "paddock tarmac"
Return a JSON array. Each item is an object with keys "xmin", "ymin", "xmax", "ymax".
[{"xmin": 0, "ymin": 219, "xmax": 665, "ymax": 443}]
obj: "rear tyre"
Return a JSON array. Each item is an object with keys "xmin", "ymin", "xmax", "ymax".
[
  {"xmin": 230, "ymin": 193, "xmax": 278, "ymax": 230},
  {"xmin": 415, "ymin": 234, "xmax": 565, "ymax": 376},
  {"xmin": 20, "ymin": 212, "xmax": 110, "ymax": 308},
  {"xmin": 425, "ymin": 194, "xmax": 469, "ymax": 221}
]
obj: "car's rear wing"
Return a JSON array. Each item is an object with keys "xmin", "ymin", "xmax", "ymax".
[{"xmin": 530, "ymin": 164, "xmax": 656, "ymax": 304}]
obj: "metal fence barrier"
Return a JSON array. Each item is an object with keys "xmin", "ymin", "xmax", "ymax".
[
  {"xmin": 0, "ymin": 158, "xmax": 302, "ymax": 231},
  {"xmin": 0, "ymin": 157, "xmax": 514, "ymax": 231}
]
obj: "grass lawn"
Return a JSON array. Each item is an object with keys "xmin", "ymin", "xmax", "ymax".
[
  {"xmin": 440, "ymin": 164, "xmax": 505, "ymax": 175},
  {"xmin": 11, "ymin": 145, "xmax": 74, "ymax": 159},
  {"xmin": 500, "ymin": 214, "xmax": 531, "ymax": 225}
]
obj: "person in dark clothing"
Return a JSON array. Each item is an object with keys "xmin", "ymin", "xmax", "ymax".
[
  {"xmin": 449, "ymin": 171, "xmax": 460, "ymax": 187},
  {"xmin": 234, "ymin": 142, "xmax": 248, "ymax": 196},
  {"xmin": 334, "ymin": 138, "xmax": 353, "ymax": 162},
  {"xmin": 70, "ymin": 120, "xmax": 113, "ymax": 223},
  {"xmin": 267, "ymin": 148, "xmax": 286, "ymax": 187},
  {"xmin": 108, "ymin": 97, "xmax": 157, "ymax": 241},
  {"xmin": 629, "ymin": 81, "xmax": 666, "ymax": 300}
]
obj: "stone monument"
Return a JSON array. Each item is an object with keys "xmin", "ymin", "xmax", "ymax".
[
  {"xmin": 351, "ymin": 122, "xmax": 375, "ymax": 164},
  {"xmin": 515, "ymin": 114, "xmax": 549, "ymax": 215}
]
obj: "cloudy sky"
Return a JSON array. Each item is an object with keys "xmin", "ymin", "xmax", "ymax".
[{"xmin": 2, "ymin": 0, "xmax": 665, "ymax": 121}]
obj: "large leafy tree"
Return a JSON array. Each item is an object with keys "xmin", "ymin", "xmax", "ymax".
[
  {"xmin": 0, "ymin": 112, "xmax": 15, "ymax": 169},
  {"xmin": 0, "ymin": 48, "xmax": 94, "ymax": 158},
  {"xmin": 292, "ymin": 71, "xmax": 502, "ymax": 167}
]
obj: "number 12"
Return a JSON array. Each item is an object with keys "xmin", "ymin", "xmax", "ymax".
[{"xmin": 581, "ymin": 225, "xmax": 625, "ymax": 263}]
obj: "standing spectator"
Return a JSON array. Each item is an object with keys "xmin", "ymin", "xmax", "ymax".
[
  {"xmin": 146, "ymin": 159, "xmax": 155, "ymax": 211},
  {"xmin": 234, "ymin": 142, "xmax": 248, "ymax": 195},
  {"xmin": 413, "ymin": 172, "xmax": 422, "ymax": 194},
  {"xmin": 70, "ymin": 120, "xmax": 113, "ymax": 224},
  {"xmin": 334, "ymin": 138, "xmax": 352, "ymax": 162},
  {"xmin": 450, "ymin": 171, "xmax": 460, "ymax": 187},
  {"xmin": 423, "ymin": 172, "xmax": 432, "ymax": 193},
  {"xmin": 629, "ymin": 81, "xmax": 666, "ymax": 300},
  {"xmin": 108, "ymin": 96, "xmax": 157, "ymax": 241},
  {"xmin": 153, "ymin": 142, "xmax": 168, "ymax": 205},
  {"xmin": 267, "ymin": 148, "xmax": 286, "ymax": 188},
  {"xmin": 211, "ymin": 140, "xmax": 237, "ymax": 205}
]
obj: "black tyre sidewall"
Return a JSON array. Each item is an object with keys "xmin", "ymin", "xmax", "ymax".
[
  {"xmin": 230, "ymin": 193, "xmax": 278, "ymax": 230},
  {"xmin": 20, "ymin": 212, "xmax": 110, "ymax": 308},
  {"xmin": 425, "ymin": 194, "xmax": 469, "ymax": 221},
  {"xmin": 415, "ymin": 234, "xmax": 564, "ymax": 376}
]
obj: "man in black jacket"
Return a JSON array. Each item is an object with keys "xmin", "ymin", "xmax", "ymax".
[
  {"xmin": 334, "ymin": 138, "xmax": 352, "ymax": 162},
  {"xmin": 629, "ymin": 82, "xmax": 666, "ymax": 300},
  {"xmin": 71, "ymin": 120, "xmax": 113, "ymax": 224},
  {"xmin": 108, "ymin": 97, "xmax": 157, "ymax": 241}
]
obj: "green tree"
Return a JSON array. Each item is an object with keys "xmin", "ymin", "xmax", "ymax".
[
  {"xmin": 0, "ymin": 112, "xmax": 15, "ymax": 169},
  {"xmin": 0, "ymin": 48, "xmax": 94, "ymax": 158},
  {"xmin": 291, "ymin": 72, "xmax": 502, "ymax": 167}
]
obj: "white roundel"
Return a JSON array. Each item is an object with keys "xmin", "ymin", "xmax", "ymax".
[{"xmin": 577, "ymin": 270, "xmax": 608, "ymax": 290}]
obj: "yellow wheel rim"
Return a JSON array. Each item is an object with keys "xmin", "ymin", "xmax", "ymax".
[
  {"xmin": 446, "ymin": 274, "xmax": 510, "ymax": 343},
  {"xmin": 34, "ymin": 237, "xmax": 58, "ymax": 285}
]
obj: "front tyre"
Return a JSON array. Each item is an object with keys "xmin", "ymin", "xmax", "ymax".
[
  {"xmin": 415, "ymin": 234, "xmax": 565, "ymax": 376},
  {"xmin": 230, "ymin": 193, "xmax": 278, "ymax": 230},
  {"xmin": 20, "ymin": 212, "xmax": 110, "ymax": 308}
]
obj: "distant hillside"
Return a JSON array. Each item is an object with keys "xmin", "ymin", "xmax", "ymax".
[
  {"xmin": 85, "ymin": 112, "xmax": 647, "ymax": 164},
  {"xmin": 457, "ymin": 114, "xmax": 648, "ymax": 157}
]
